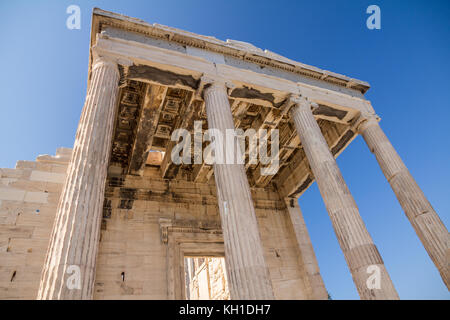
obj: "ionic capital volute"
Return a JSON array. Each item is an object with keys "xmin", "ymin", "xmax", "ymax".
[
  {"xmin": 287, "ymin": 94, "xmax": 317, "ymax": 112},
  {"xmin": 197, "ymin": 75, "xmax": 234, "ymax": 99},
  {"xmin": 355, "ymin": 114, "xmax": 381, "ymax": 134}
]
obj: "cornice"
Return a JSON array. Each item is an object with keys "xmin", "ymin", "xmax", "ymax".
[{"xmin": 89, "ymin": 8, "xmax": 370, "ymax": 94}]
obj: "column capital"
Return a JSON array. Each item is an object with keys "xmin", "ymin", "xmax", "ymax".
[
  {"xmin": 199, "ymin": 75, "xmax": 234, "ymax": 98},
  {"xmin": 91, "ymin": 51, "xmax": 119, "ymax": 73},
  {"xmin": 355, "ymin": 114, "xmax": 381, "ymax": 134},
  {"xmin": 91, "ymin": 46, "xmax": 132, "ymax": 73},
  {"xmin": 288, "ymin": 94, "xmax": 318, "ymax": 112}
]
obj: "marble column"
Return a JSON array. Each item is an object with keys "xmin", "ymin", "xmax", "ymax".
[
  {"xmin": 359, "ymin": 117, "xmax": 449, "ymax": 288},
  {"xmin": 284, "ymin": 198, "xmax": 328, "ymax": 300},
  {"xmin": 290, "ymin": 96, "xmax": 399, "ymax": 300},
  {"xmin": 203, "ymin": 79, "xmax": 274, "ymax": 300},
  {"xmin": 37, "ymin": 55, "xmax": 119, "ymax": 299}
]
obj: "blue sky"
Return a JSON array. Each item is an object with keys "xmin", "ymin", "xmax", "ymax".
[{"xmin": 0, "ymin": 0, "xmax": 448, "ymax": 299}]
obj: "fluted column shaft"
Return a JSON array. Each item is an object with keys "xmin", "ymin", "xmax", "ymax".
[
  {"xmin": 290, "ymin": 98, "xmax": 399, "ymax": 300},
  {"xmin": 284, "ymin": 198, "xmax": 328, "ymax": 300},
  {"xmin": 360, "ymin": 118, "xmax": 449, "ymax": 288},
  {"xmin": 203, "ymin": 81, "xmax": 274, "ymax": 299},
  {"xmin": 38, "ymin": 56, "xmax": 119, "ymax": 299}
]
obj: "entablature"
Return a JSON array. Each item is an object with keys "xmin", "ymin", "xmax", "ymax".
[{"xmin": 90, "ymin": 8, "xmax": 375, "ymax": 201}]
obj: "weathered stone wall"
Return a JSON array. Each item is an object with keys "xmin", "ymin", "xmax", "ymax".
[
  {"xmin": 94, "ymin": 166, "xmax": 312, "ymax": 299},
  {"xmin": 0, "ymin": 150, "xmax": 313, "ymax": 300},
  {"xmin": 0, "ymin": 148, "xmax": 71, "ymax": 299}
]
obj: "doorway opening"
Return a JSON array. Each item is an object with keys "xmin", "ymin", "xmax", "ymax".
[{"xmin": 184, "ymin": 257, "xmax": 230, "ymax": 300}]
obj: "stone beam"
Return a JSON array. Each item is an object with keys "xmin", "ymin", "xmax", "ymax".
[
  {"xmin": 250, "ymin": 106, "xmax": 300, "ymax": 187},
  {"xmin": 192, "ymin": 157, "xmax": 213, "ymax": 183},
  {"xmin": 276, "ymin": 120, "xmax": 354, "ymax": 198},
  {"xmin": 190, "ymin": 100, "xmax": 215, "ymax": 183},
  {"xmin": 230, "ymin": 100, "xmax": 250, "ymax": 128},
  {"xmin": 245, "ymin": 99, "xmax": 290, "ymax": 169},
  {"xmin": 127, "ymin": 84, "xmax": 167, "ymax": 175},
  {"xmin": 160, "ymin": 96, "xmax": 198, "ymax": 179},
  {"xmin": 92, "ymin": 8, "xmax": 369, "ymax": 93},
  {"xmin": 93, "ymin": 34, "xmax": 373, "ymax": 119},
  {"xmin": 252, "ymin": 131, "xmax": 299, "ymax": 188}
]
